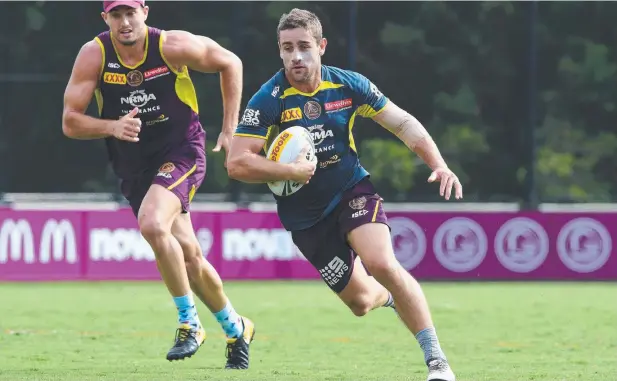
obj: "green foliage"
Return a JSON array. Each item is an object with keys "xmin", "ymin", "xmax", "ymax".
[
  {"xmin": 26, "ymin": 5, "xmax": 46, "ymax": 31},
  {"xmin": 537, "ymin": 33, "xmax": 617, "ymax": 201},
  {"xmin": 380, "ymin": 22, "xmax": 424, "ymax": 47},
  {"xmin": 3, "ymin": 1, "xmax": 617, "ymax": 202},
  {"xmin": 433, "ymin": 84, "xmax": 480, "ymax": 117},
  {"xmin": 265, "ymin": 2, "xmax": 308, "ymax": 21},
  {"xmin": 360, "ymin": 139, "xmax": 417, "ymax": 194},
  {"xmin": 203, "ymin": 138, "xmax": 230, "ymax": 193},
  {"xmin": 536, "ymin": 117, "xmax": 617, "ymax": 202},
  {"xmin": 559, "ymin": 38, "xmax": 617, "ymax": 85}
]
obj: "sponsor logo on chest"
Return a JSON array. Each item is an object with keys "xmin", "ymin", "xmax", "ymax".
[
  {"xmin": 281, "ymin": 107, "xmax": 302, "ymax": 123},
  {"xmin": 304, "ymin": 101, "xmax": 322, "ymax": 119},
  {"xmin": 103, "ymin": 64, "xmax": 170, "ymax": 87},
  {"xmin": 144, "ymin": 66, "xmax": 170, "ymax": 81},
  {"xmin": 120, "ymin": 90, "xmax": 161, "ymax": 115},
  {"xmin": 103, "ymin": 72, "xmax": 127, "ymax": 85},
  {"xmin": 101, "ymin": 63, "xmax": 172, "ymax": 117},
  {"xmin": 325, "ymin": 98, "xmax": 352, "ymax": 113}
]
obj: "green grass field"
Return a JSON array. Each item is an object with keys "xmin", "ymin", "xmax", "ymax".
[{"xmin": 0, "ymin": 281, "xmax": 615, "ymax": 381}]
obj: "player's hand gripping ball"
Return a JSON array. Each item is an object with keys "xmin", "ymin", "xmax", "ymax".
[{"xmin": 266, "ymin": 126, "xmax": 317, "ymax": 197}]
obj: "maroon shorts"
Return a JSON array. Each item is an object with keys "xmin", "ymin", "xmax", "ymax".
[
  {"xmin": 120, "ymin": 142, "xmax": 206, "ymax": 217},
  {"xmin": 291, "ymin": 177, "xmax": 389, "ymax": 293}
]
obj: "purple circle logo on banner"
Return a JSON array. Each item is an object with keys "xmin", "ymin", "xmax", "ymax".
[
  {"xmin": 494, "ymin": 217, "xmax": 549, "ymax": 273},
  {"xmin": 389, "ymin": 217, "xmax": 426, "ymax": 271},
  {"xmin": 433, "ymin": 217, "xmax": 487, "ymax": 272},
  {"xmin": 557, "ymin": 218, "xmax": 612, "ymax": 273}
]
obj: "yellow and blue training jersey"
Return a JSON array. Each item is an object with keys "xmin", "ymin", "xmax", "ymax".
[{"xmin": 235, "ymin": 65, "xmax": 389, "ymax": 231}]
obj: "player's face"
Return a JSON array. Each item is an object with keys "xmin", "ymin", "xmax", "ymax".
[
  {"xmin": 101, "ymin": 6, "xmax": 149, "ymax": 46},
  {"xmin": 279, "ymin": 28, "xmax": 327, "ymax": 84}
]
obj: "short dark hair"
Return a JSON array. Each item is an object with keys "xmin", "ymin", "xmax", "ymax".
[{"xmin": 277, "ymin": 8, "xmax": 323, "ymax": 42}]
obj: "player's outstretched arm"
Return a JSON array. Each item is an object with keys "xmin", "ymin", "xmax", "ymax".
[
  {"xmin": 372, "ymin": 102, "xmax": 463, "ymax": 200},
  {"xmin": 227, "ymin": 136, "xmax": 314, "ymax": 184},
  {"xmin": 372, "ymin": 102, "xmax": 445, "ymax": 168},
  {"xmin": 162, "ymin": 31, "xmax": 243, "ymax": 137}
]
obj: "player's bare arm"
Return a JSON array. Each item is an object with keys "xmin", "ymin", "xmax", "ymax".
[
  {"xmin": 62, "ymin": 40, "xmax": 141, "ymax": 142},
  {"xmin": 162, "ymin": 30, "xmax": 243, "ymax": 158},
  {"xmin": 372, "ymin": 101, "xmax": 463, "ymax": 200},
  {"xmin": 227, "ymin": 136, "xmax": 315, "ymax": 184}
]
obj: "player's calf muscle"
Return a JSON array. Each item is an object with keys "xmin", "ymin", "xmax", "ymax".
[
  {"xmin": 344, "ymin": 293, "xmax": 375, "ymax": 317},
  {"xmin": 171, "ymin": 216, "xmax": 226, "ymax": 311}
]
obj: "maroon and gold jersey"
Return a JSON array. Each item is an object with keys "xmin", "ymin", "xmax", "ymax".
[{"xmin": 94, "ymin": 27, "xmax": 204, "ymax": 179}]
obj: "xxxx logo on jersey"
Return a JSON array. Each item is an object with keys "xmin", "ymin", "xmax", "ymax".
[
  {"xmin": 281, "ymin": 107, "xmax": 302, "ymax": 123},
  {"xmin": 103, "ymin": 72, "xmax": 127, "ymax": 85}
]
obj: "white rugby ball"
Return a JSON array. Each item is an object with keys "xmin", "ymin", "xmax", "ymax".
[{"xmin": 266, "ymin": 126, "xmax": 316, "ymax": 197}]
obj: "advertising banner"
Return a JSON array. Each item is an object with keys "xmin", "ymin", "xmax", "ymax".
[
  {"xmin": 0, "ymin": 207, "xmax": 615, "ymax": 281},
  {"xmin": 217, "ymin": 210, "xmax": 316, "ymax": 280},
  {"xmin": 0, "ymin": 210, "xmax": 83, "ymax": 281},
  {"xmin": 387, "ymin": 212, "xmax": 616, "ymax": 280}
]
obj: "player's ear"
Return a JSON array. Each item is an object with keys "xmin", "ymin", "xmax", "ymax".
[
  {"xmin": 101, "ymin": 12, "xmax": 108, "ymax": 25},
  {"xmin": 319, "ymin": 38, "xmax": 327, "ymax": 56},
  {"xmin": 142, "ymin": 6, "xmax": 149, "ymax": 20}
]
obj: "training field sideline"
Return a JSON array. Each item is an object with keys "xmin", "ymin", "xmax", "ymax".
[{"xmin": 0, "ymin": 281, "xmax": 614, "ymax": 381}]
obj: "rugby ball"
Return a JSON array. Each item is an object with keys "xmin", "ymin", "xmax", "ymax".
[{"xmin": 266, "ymin": 126, "xmax": 316, "ymax": 197}]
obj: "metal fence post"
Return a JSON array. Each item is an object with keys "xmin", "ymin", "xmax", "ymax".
[
  {"xmin": 522, "ymin": 0, "xmax": 539, "ymax": 210},
  {"xmin": 226, "ymin": 3, "xmax": 249, "ymax": 203}
]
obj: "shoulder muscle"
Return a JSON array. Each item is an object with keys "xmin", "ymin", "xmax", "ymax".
[
  {"xmin": 63, "ymin": 39, "xmax": 104, "ymax": 113},
  {"xmin": 162, "ymin": 30, "xmax": 239, "ymax": 73},
  {"xmin": 73, "ymin": 39, "xmax": 104, "ymax": 82},
  {"xmin": 344, "ymin": 70, "xmax": 389, "ymax": 118}
]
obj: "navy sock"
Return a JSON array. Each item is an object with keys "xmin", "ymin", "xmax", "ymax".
[{"xmin": 383, "ymin": 292, "xmax": 395, "ymax": 308}]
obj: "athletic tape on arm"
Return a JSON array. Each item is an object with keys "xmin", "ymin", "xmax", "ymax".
[{"xmin": 372, "ymin": 102, "xmax": 428, "ymax": 150}]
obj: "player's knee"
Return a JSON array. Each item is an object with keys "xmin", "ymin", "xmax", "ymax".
[
  {"xmin": 364, "ymin": 258, "xmax": 399, "ymax": 283},
  {"xmin": 346, "ymin": 295, "xmax": 373, "ymax": 317},
  {"xmin": 138, "ymin": 214, "xmax": 168, "ymax": 241}
]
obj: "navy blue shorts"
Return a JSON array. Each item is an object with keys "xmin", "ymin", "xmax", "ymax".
[{"xmin": 291, "ymin": 177, "xmax": 389, "ymax": 293}]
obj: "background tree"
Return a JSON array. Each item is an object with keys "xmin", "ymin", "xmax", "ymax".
[{"xmin": 1, "ymin": 1, "xmax": 615, "ymax": 203}]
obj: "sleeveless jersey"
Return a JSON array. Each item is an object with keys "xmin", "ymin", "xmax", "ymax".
[
  {"xmin": 94, "ymin": 27, "xmax": 203, "ymax": 180},
  {"xmin": 235, "ymin": 65, "xmax": 389, "ymax": 231}
]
